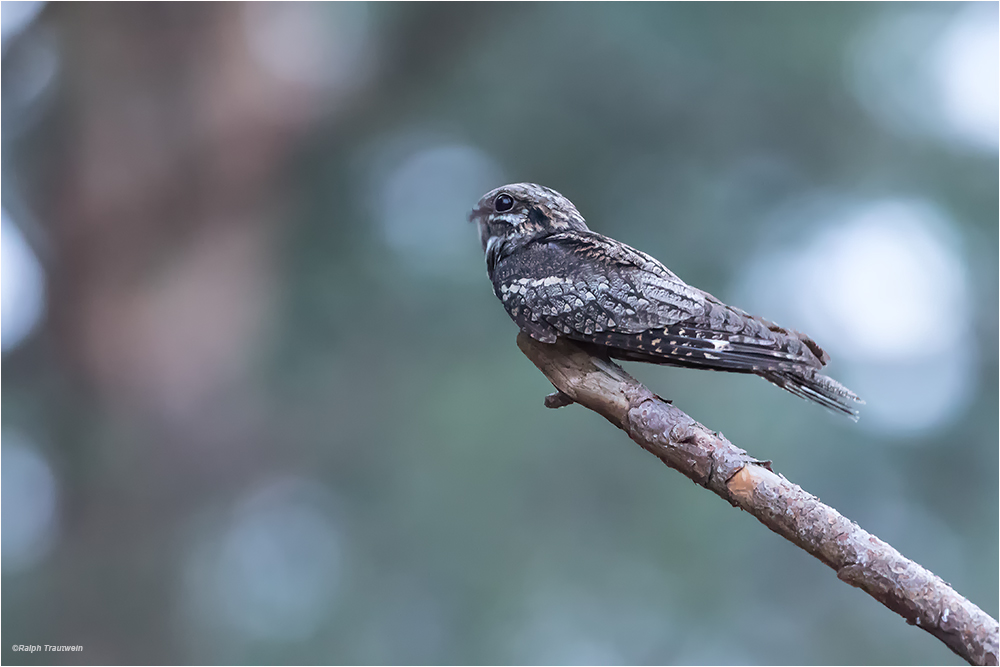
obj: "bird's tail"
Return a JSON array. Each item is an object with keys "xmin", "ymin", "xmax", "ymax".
[
  {"xmin": 599, "ymin": 338, "xmax": 865, "ymax": 419},
  {"xmin": 574, "ymin": 318, "xmax": 865, "ymax": 419},
  {"xmin": 764, "ymin": 369, "xmax": 864, "ymax": 421}
]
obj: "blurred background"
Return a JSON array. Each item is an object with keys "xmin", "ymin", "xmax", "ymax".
[{"xmin": 2, "ymin": 2, "xmax": 997, "ymax": 664}]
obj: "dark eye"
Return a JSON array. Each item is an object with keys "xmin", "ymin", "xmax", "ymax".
[{"xmin": 493, "ymin": 193, "xmax": 515, "ymax": 212}]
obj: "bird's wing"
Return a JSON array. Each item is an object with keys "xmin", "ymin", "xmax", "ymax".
[
  {"xmin": 491, "ymin": 231, "xmax": 706, "ymax": 343},
  {"xmin": 492, "ymin": 230, "xmax": 861, "ymax": 417},
  {"xmin": 497, "ymin": 230, "xmax": 830, "ymax": 369}
]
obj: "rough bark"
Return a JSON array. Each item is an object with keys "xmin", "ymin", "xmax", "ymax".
[{"xmin": 517, "ymin": 333, "xmax": 999, "ymax": 666}]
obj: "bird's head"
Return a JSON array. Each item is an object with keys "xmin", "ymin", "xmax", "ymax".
[{"xmin": 469, "ymin": 183, "xmax": 589, "ymax": 258}]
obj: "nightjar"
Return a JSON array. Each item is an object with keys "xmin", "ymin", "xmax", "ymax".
[{"xmin": 470, "ymin": 182, "xmax": 862, "ymax": 419}]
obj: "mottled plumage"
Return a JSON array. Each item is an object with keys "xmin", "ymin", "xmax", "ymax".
[{"xmin": 470, "ymin": 183, "xmax": 863, "ymax": 419}]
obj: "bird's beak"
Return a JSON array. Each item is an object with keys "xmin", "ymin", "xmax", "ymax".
[{"xmin": 485, "ymin": 235, "xmax": 499, "ymax": 257}]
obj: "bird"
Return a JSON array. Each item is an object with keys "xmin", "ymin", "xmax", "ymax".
[{"xmin": 469, "ymin": 182, "xmax": 863, "ymax": 419}]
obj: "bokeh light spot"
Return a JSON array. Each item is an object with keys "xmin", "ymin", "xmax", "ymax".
[
  {"xmin": 2, "ymin": 433, "xmax": 58, "ymax": 573},
  {"xmin": 736, "ymin": 197, "xmax": 974, "ymax": 435},
  {"xmin": 794, "ymin": 200, "xmax": 968, "ymax": 361},
  {"xmin": 183, "ymin": 478, "xmax": 343, "ymax": 642},
  {"xmin": 848, "ymin": 5, "xmax": 999, "ymax": 152},
  {"xmin": 1, "ymin": 211, "xmax": 46, "ymax": 353},
  {"xmin": 932, "ymin": 3, "xmax": 1000, "ymax": 151},
  {"xmin": 0, "ymin": 0, "xmax": 44, "ymax": 49},
  {"xmin": 242, "ymin": 2, "xmax": 372, "ymax": 93},
  {"xmin": 370, "ymin": 138, "xmax": 503, "ymax": 278}
]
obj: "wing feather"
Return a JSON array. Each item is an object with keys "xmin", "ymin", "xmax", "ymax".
[{"xmin": 486, "ymin": 221, "xmax": 862, "ymax": 417}]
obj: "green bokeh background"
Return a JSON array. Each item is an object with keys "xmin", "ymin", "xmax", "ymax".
[{"xmin": 2, "ymin": 3, "xmax": 996, "ymax": 665}]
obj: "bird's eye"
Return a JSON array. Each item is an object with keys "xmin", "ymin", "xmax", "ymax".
[{"xmin": 493, "ymin": 194, "xmax": 515, "ymax": 212}]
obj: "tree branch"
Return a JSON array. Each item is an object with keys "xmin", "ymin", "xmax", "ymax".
[{"xmin": 517, "ymin": 333, "xmax": 999, "ymax": 666}]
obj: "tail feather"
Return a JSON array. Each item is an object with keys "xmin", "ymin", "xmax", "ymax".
[
  {"xmin": 570, "ymin": 324, "xmax": 864, "ymax": 419},
  {"xmin": 765, "ymin": 370, "xmax": 864, "ymax": 421}
]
